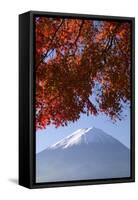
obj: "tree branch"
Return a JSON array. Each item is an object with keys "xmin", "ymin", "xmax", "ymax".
[
  {"xmin": 101, "ymin": 23, "xmax": 121, "ymax": 64},
  {"xmin": 69, "ymin": 20, "xmax": 84, "ymax": 56},
  {"xmin": 36, "ymin": 19, "xmax": 64, "ymax": 69}
]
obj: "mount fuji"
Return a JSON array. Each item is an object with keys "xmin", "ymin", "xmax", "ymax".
[{"xmin": 36, "ymin": 127, "xmax": 130, "ymax": 182}]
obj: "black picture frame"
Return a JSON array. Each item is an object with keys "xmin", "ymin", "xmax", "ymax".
[{"xmin": 19, "ymin": 10, "xmax": 135, "ymax": 189}]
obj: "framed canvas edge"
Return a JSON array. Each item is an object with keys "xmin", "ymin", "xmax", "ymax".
[{"xmin": 19, "ymin": 11, "xmax": 135, "ymax": 189}]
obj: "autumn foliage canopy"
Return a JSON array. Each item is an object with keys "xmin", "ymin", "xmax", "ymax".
[{"xmin": 35, "ymin": 17, "xmax": 131, "ymax": 129}]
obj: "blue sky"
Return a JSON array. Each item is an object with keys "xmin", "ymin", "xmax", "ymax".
[{"xmin": 36, "ymin": 106, "xmax": 130, "ymax": 153}]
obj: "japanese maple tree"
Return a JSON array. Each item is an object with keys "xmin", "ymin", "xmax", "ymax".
[{"xmin": 35, "ymin": 17, "xmax": 131, "ymax": 129}]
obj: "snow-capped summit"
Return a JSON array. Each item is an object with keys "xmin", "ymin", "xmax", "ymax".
[
  {"xmin": 48, "ymin": 127, "xmax": 126, "ymax": 150},
  {"xmin": 36, "ymin": 127, "xmax": 130, "ymax": 183},
  {"xmin": 49, "ymin": 127, "xmax": 93, "ymax": 149}
]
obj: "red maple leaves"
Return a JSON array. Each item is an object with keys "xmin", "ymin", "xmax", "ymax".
[{"xmin": 35, "ymin": 17, "xmax": 131, "ymax": 129}]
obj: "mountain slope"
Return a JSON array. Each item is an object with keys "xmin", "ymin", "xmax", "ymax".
[{"xmin": 36, "ymin": 127, "xmax": 130, "ymax": 182}]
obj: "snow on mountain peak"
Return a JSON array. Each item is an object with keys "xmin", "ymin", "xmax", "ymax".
[{"xmin": 48, "ymin": 127, "xmax": 118, "ymax": 150}]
